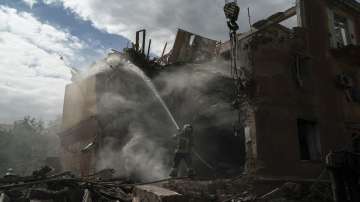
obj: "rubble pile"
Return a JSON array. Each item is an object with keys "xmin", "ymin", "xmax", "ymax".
[
  {"xmin": 158, "ymin": 176, "xmax": 333, "ymax": 202},
  {"xmin": 0, "ymin": 167, "xmax": 133, "ymax": 201},
  {"xmin": 0, "ymin": 167, "xmax": 334, "ymax": 202}
]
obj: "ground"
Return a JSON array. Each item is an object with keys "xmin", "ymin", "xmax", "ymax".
[{"xmin": 146, "ymin": 175, "xmax": 334, "ymax": 202}]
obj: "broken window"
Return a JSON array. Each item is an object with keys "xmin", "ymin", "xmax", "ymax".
[
  {"xmin": 294, "ymin": 55, "xmax": 303, "ymax": 87},
  {"xmin": 334, "ymin": 14, "xmax": 350, "ymax": 47},
  {"xmin": 297, "ymin": 119, "xmax": 321, "ymax": 161},
  {"xmin": 293, "ymin": 54, "xmax": 310, "ymax": 87},
  {"xmin": 328, "ymin": 8, "xmax": 357, "ymax": 48},
  {"xmin": 189, "ymin": 35, "xmax": 196, "ymax": 46}
]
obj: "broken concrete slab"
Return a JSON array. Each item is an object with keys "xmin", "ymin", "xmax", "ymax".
[{"xmin": 132, "ymin": 185, "xmax": 187, "ymax": 202}]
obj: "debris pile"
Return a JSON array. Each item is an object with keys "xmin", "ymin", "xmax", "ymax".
[
  {"xmin": 0, "ymin": 167, "xmax": 133, "ymax": 201},
  {"xmin": 0, "ymin": 167, "xmax": 334, "ymax": 202},
  {"xmin": 159, "ymin": 176, "xmax": 333, "ymax": 202}
]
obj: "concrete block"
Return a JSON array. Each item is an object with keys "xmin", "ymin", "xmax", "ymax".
[{"xmin": 132, "ymin": 185, "xmax": 187, "ymax": 202}]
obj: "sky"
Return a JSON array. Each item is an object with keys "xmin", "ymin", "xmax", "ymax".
[{"xmin": 0, "ymin": 0, "xmax": 298, "ymax": 123}]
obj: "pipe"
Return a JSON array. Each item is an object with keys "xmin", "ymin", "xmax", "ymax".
[{"xmin": 147, "ymin": 39, "xmax": 152, "ymax": 60}]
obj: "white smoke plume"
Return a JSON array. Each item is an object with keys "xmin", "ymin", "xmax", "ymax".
[
  {"xmin": 82, "ymin": 53, "xmax": 241, "ymax": 181},
  {"xmin": 96, "ymin": 124, "xmax": 170, "ymax": 181},
  {"xmin": 83, "ymin": 53, "xmax": 174, "ymax": 181}
]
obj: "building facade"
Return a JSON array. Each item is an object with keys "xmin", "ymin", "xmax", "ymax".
[
  {"xmin": 224, "ymin": 0, "xmax": 360, "ymax": 178},
  {"xmin": 59, "ymin": 0, "xmax": 360, "ymax": 179}
]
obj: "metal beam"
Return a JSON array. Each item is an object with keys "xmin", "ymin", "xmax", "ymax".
[
  {"xmin": 239, "ymin": 6, "xmax": 296, "ymax": 41},
  {"xmin": 161, "ymin": 42, "xmax": 168, "ymax": 58},
  {"xmin": 147, "ymin": 39, "xmax": 152, "ymax": 60},
  {"xmin": 135, "ymin": 29, "xmax": 146, "ymax": 54}
]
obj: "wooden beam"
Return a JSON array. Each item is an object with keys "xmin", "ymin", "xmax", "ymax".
[{"xmin": 239, "ymin": 6, "xmax": 296, "ymax": 41}]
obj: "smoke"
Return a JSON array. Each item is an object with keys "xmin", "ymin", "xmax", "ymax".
[
  {"xmin": 153, "ymin": 60, "xmax": 243, "ymax": 176},
  {"xmin": 154, "ymin": 61, "xmax": 237, "ymax": 128},
  {"xmin": 96, "ymin": 124, "xmax": 169, "ymax": 181},
  {"xmin": 0, "ymin": 116, "xmax": 63, "ymax": 175},
  {"xmin": 85, "ymin": 53, "xmax": 175, "ymax": 181},
  {"xmin": 83, "ymin": 52, "xmax": 240, "ymax": 181}
]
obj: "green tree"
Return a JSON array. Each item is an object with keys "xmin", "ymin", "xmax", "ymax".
[{"xmin": 0, "ymin": 116, "xmax": 60, "ymax": 176}]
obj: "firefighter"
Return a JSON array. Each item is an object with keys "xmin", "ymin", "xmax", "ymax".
[{"xmin": 169, "ymin": 124, "xmax": 195, "ymax": 177}]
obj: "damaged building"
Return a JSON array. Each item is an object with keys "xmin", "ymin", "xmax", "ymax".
[
  {"xmin": 58, "ymin": 0, "xmax": 360, "ymax": 184},
  {"xmin": 59, "ymin": 28, "xmax": 241, "ymax": 178},
  {"xmin": 220, "ymin": 0, "xmax": 360, "ymax": 179}
]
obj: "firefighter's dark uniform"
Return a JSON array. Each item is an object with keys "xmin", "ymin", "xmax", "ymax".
[{"xmin": 169, "ymin": 124, "xmax": 195, "ymax": 177}]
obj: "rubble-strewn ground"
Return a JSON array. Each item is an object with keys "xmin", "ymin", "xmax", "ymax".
[
  {"xmin": 0, "ymin": 168, "xmax": 334, "ymax": 202},
  {"xmin": 155, "ymin": 176, "xmax": 333, "ymax": 202}
]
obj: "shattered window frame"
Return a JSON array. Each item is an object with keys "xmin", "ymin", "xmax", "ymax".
[
  {"xmin": 328, "ymin": 7, "xmax": 357, "ymax": 49},
  {"xmin": 333, "ymin": 13, "xmax": 351, "ymax": 47},
  {"xmin": 297, "ymin": 119, "xmax": 322, "ymax": 161}
]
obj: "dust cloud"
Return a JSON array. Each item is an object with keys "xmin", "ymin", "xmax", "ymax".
[{"xmin": 82, "ymin": 53, "xmax": 239, "ymax": 181}]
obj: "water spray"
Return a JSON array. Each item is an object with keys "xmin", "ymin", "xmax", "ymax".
[
  {"xmin": 125, "ymin": 62, "xmax": 217, "ymax": 173},
  {"xmin": 141, "ymin": 76, "xmax": 181, "ymax": 131},
  {"xmin": 126, "ymin": 63, "xmax": 180, "ymax": 131}
]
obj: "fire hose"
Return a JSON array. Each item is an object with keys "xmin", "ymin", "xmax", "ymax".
[{"xmin": 192, "ymin": 150, "xmax": 215, "ymax": 171}]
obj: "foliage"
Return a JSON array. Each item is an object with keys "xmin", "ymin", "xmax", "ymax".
[{"xmin": 0, "ymin": 116, "xmax": 60, "ymax": 176}]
